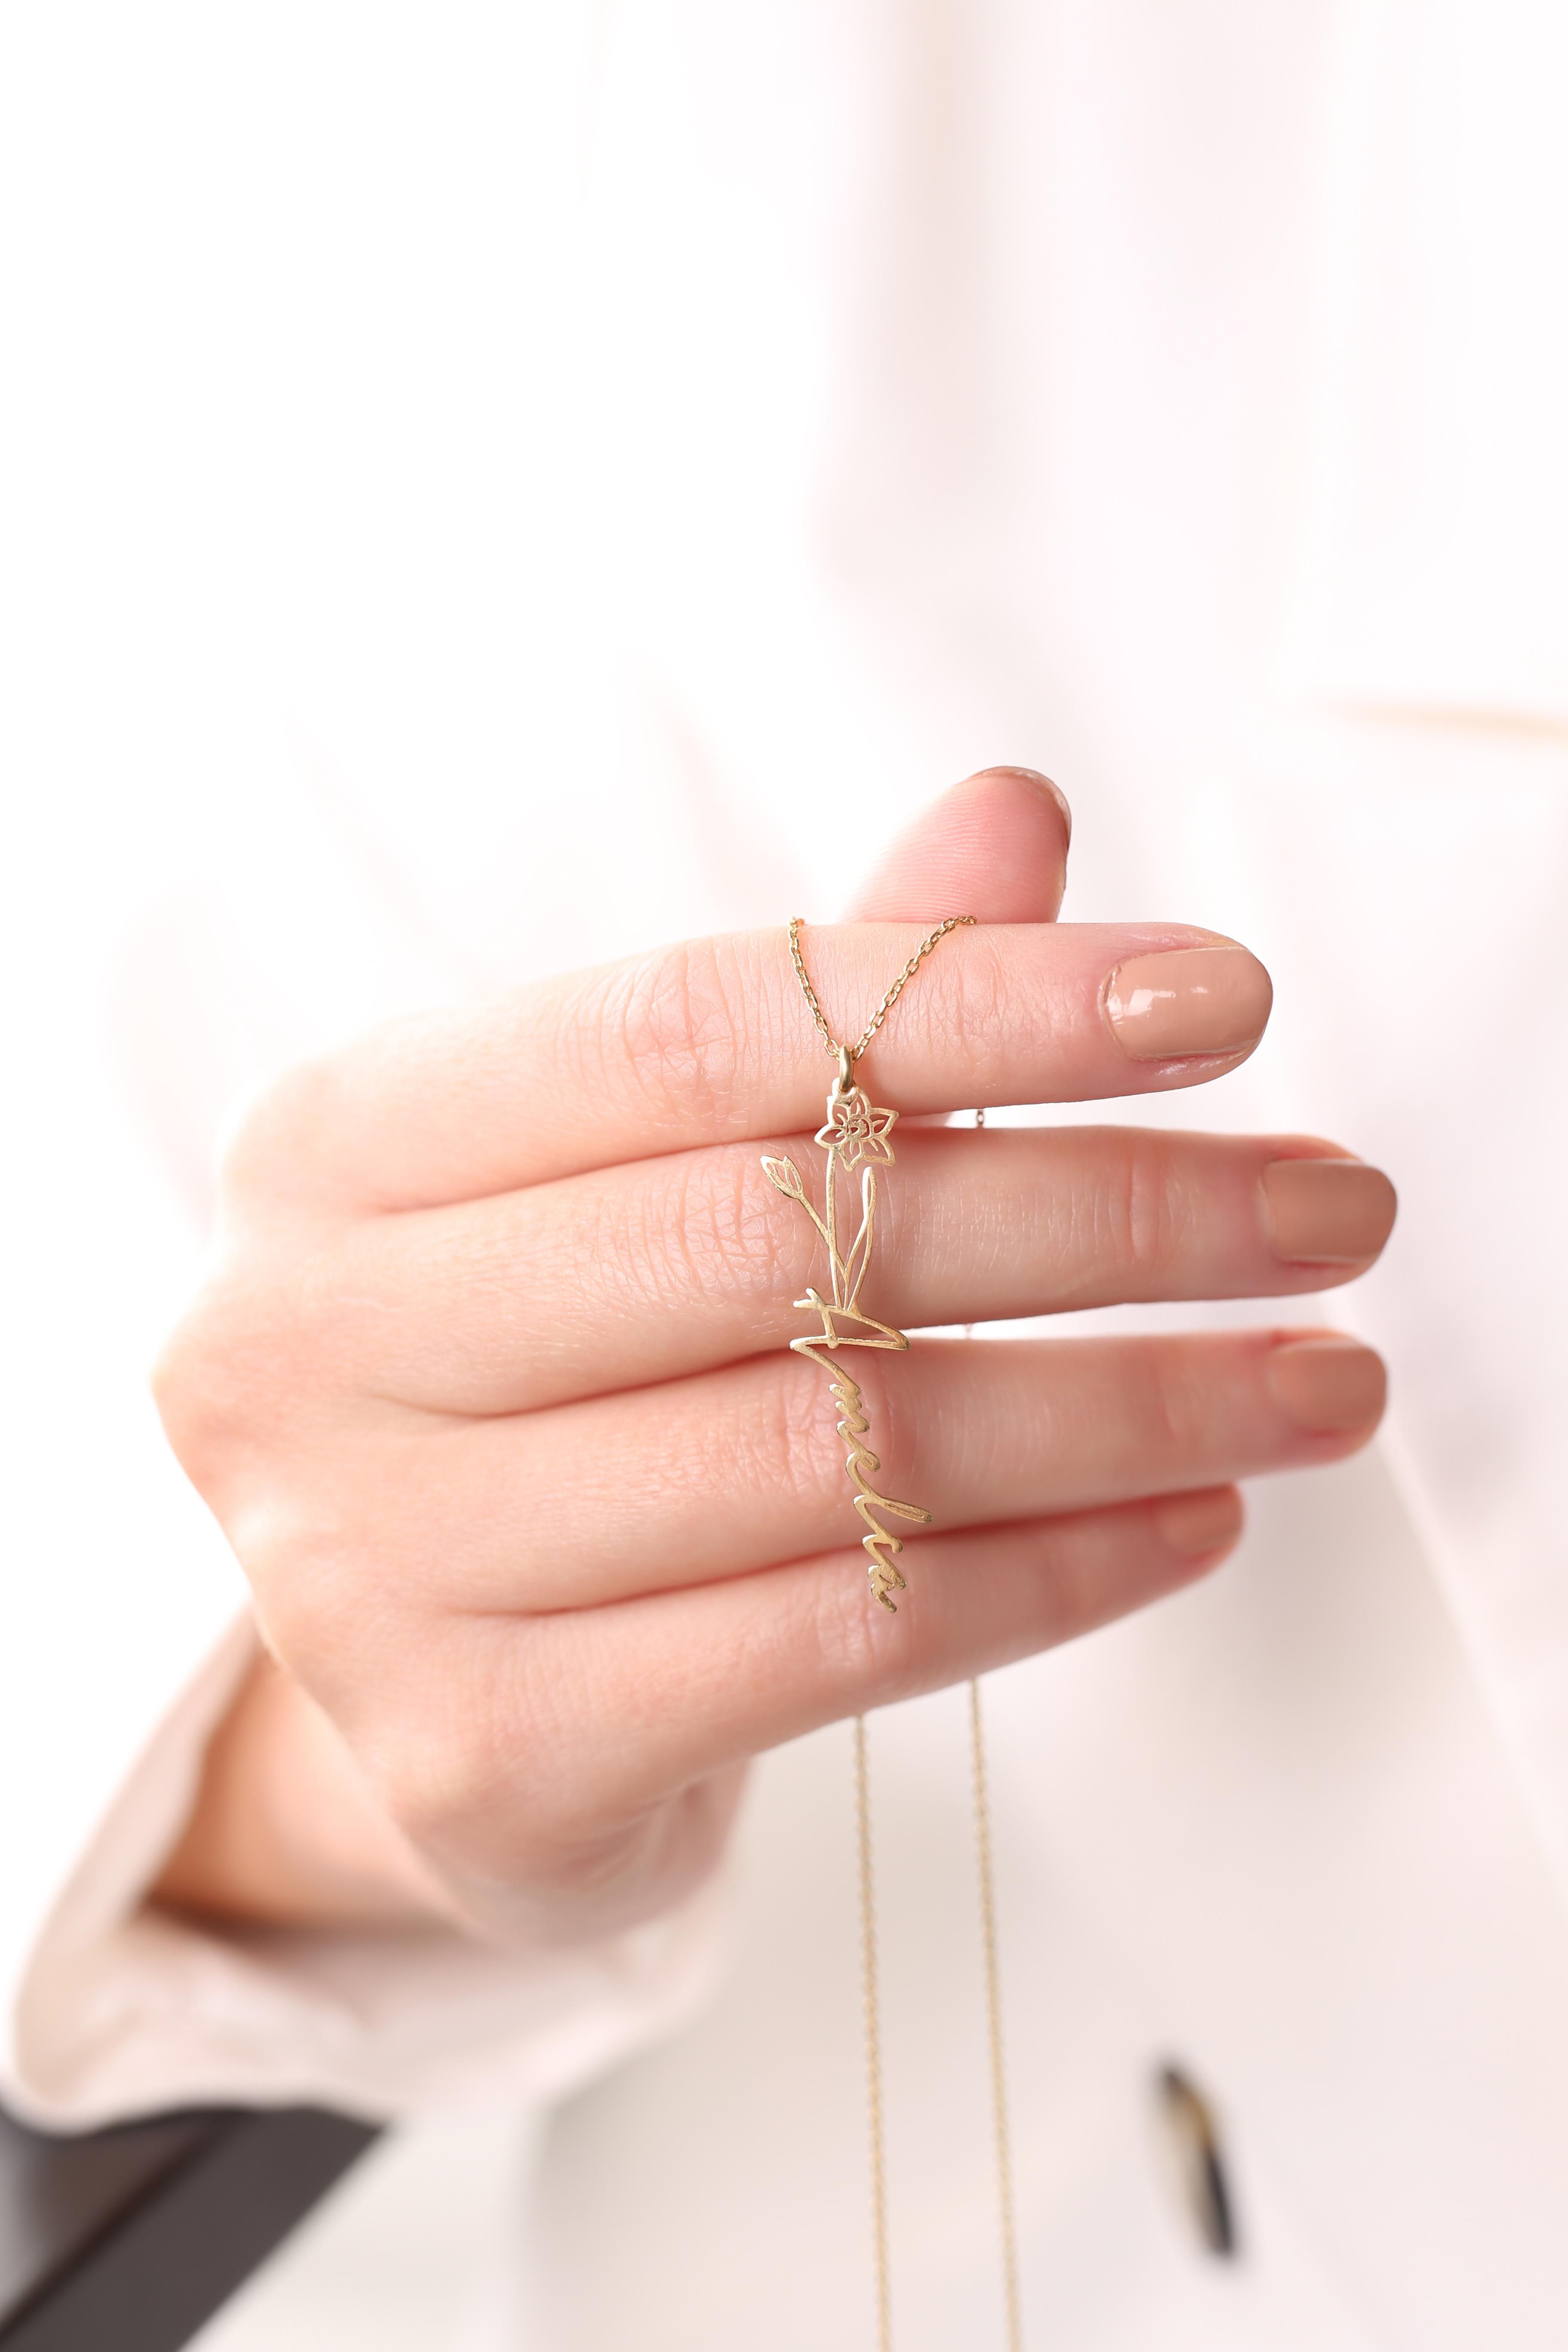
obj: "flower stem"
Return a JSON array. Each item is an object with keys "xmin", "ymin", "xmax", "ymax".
[{"xmin": 825, "ymin": 1145, "xmax": 842, "ymax": 1305}]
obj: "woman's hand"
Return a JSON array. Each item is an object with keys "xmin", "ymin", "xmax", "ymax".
[{"xmin": 152, "ymin": 771, "xmax": 1394, "ymax": 1942}]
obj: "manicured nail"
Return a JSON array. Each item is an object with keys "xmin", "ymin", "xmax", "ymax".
[
  {"xmin": 969, "ymin": 765, "xmax": 1072, "ymax": 845},
  {"xmin": 1266, "ymin": 1336, "xmax": 1386, "ymax": 1433},
  {"xmin": 1158, "ymin": 1487, "xmax": 1245, "ymax": 1559},
  {"xmin": 1262, "ymin": 1159, "xmax": 1397, "ymax": 1264},
  {"xmin": 1103, "ymin": 947, "xmax": 1272, "ymax": 1061}
]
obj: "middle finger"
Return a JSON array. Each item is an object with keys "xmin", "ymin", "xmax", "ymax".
[{"xmin": 326, "ymin": 1128, "xmax": 1396, "ymax": 1413}]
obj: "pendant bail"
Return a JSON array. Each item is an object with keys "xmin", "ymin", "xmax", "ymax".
[{"xmin": 834, "ymin": 1042, "xmax": 854, "ymax": 1097}]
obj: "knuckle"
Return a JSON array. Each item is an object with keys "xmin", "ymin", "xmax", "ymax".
[
  {"xmin": 359, "ymin": 1663, "xmax": 549, "ymax": 1864},
  {"xmin": 748, "ymin": 1358, "xmax": 844, "ymax": 1520},
  {"xmin": 947, "ymin": 932, "xmax": 1008, "ymax": 1072},
  {"xmin": 593, "ymin": 936, "xmax": 750, "ymax": 1133},
  {"xmin": 1138, "ymin": 1337, "xmax": 1212, "ymax": 1460},
  {"xmin": 151, "ymin": 1283, "xmax": 261, "ymax": 1489},
  {"xmin": 243, "ymin": 1519, "xmax": 357, "ymax": 1664},
  {"xmin": 363, "ymin": 1715, "xmax": 484, "ymax": 1851},
  {"xmin": 217, "ymin": 1054, "xmax": 345, "ymax": 1215},
  {"xmin": 149, "ymin": 1308, "xmax": 211, "ymax": 1466},
  {"xmin": 1050, "ymin": 1506, "xmax": 1125, "ymax": 1630},
  {"xmin": 612, "ymin": 1148, "xmax": 799, "ymax": 1319},
  {"xmin": 507, "ymin": 1812, "xmax": 677, "ymax": 1913},
  {"xmin": 682, "ymin": 1150, "xmax": 796, "ymax": 1305},
  {"xmin": 1099, "ymin": 1132, "xmax": 1193, "ymax": 1289},
  {"xmin": 799, "ymin": 1547, "xmax": 910, "ymax": 1707},
  {"xmin": 151, "ymin": 1248, "xmax": 340, "ymax": 1496},
  {"xmin": 223, "ymin": 1441, "xmax": 373, "ymax": 1618}
]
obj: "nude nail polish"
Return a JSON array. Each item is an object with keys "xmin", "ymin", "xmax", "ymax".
[
  {"xmin": 1157, "ymin": 1487, "xmax": 1245, "ymax": 1559},
  {"xmin": 1266, "ymin": 1336, "xmax": 1386, "ymax": 1433},
  {"xmin": 1103, "ymin": 947, "xmax": 1272, "ymax": 1061},
  {"xmin": 1262, "ymin": 1159, "xmax": 1397, "ymax": 1264}
]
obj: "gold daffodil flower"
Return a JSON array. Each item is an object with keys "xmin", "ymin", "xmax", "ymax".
[{"xmin": 815, "ymin": 1088, "xmax": 898, "ymax": 1170}]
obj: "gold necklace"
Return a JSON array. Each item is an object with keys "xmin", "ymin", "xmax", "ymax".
[{"xmin": 766, "ymin": 918, "xmax": 1023, "ymax": 2352}]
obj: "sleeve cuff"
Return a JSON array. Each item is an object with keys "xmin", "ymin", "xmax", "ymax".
[{"xmin": 4, "ymin": 1616, "xmax": 733, "ymax": 2128}]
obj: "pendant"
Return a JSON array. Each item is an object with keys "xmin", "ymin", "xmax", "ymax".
[{"xmin": 763, "ymin": 1048, "xmax": 932, "ymax": 1611}]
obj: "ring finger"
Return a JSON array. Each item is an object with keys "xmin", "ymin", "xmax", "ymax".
[{"xmin": 327, "ymin": 1326, "xmax": 1386, "ymax": 1613}]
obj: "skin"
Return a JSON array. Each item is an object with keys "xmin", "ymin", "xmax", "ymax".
[{"xmin": 152, "ymin": 770, "xmax": 1394, "ymax": 1942}]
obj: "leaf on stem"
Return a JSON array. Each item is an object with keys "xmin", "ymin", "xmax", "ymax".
[{"xmin": 763, "ymin": 1155, "xmax": 808, "ymax": 1202}]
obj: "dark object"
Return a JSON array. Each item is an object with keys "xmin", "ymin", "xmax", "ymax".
[
  {"xmin": 0, "ymin": 2103, "xmax": 378, "ymax": 2351},
  {"xmin": 1153, "ymin": 2062, "xmax": 1239, "ymax": 2258}
]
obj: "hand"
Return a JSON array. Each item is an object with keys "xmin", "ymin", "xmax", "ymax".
[{"xmin": 153, "ymin": 770, "xmax": 1393, "ymax": 1941}]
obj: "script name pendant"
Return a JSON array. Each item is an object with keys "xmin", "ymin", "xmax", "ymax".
[{"xmin": 763, "ymin": 1050, "xmax": 931, "ymax": 1611}]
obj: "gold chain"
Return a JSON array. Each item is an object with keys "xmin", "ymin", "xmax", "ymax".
[
  {"xmin": 965, "ymin": 1107, "xmax": 1024, "ymax": 2349},
  {"xmin": 969, "ymin": 1675, "xmax": 1024, "ymax": 2352},
  {"xmin": 782, "ymin": 934, "xmax": 1019, "ymax": 2346},
  {"xmin": 789, "ymin": 913, "xmax": 976, "ymax": 1064},
  {"xmin": 855, "ymin": 1686, "xmax": 1023, "ymax": 2352},
  {"xmin": 854, "ymin": 1715, "xmax": 893, "ymax": 2352},
  {"xmin": 852, "ymin": 1113, "xmax": 1025, "ymax": 2352}
]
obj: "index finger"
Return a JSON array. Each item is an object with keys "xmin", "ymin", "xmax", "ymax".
[{"xmin": 241, "ymin": 922, "xmax": 1271, "ymax": 1213}]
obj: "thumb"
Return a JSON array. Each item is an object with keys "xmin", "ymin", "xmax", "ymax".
[{"xmin": 844, "ymin": 766, "xmax": 1072, "ymax": 925}]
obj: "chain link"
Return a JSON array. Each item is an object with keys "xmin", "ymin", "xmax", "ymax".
[
  {"xmin": 854, "ymin": 1715, "xmax": 893, "ymax": 2352},
  {"xmin": 969, "ymin": 1675, "xmax": 1024, "ymax": 2352},
  {"xmin": 789, "ymin": 913, "xmax": 976, "ymax": 1065},
  {"xmin": 856, "ymin": 1683, "xmax": 1023, "ymax": 2352}
]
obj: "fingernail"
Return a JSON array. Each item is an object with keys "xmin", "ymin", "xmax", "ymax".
[
  {"xmin": 1158, "ymin": 1487, "xmax": 1245, "ymax": 1559},
  {"xmin": 1262, "ymin": 1159, "xmax": 1397, "ymax": 1264},
  {"xmin": 1104, "ymin": 946, "xmax": 1271, "ymax": 1061},
  {"xmin": 970, "ymin": 765, "xmax": 1072, "ymax": 846},
  {"xmin": 1266, "ymin": 1336, "xmax": 1386, "ymax": 1433}
]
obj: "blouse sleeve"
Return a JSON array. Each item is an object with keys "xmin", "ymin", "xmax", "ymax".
[{"xmin": 4, "ymin": 1611, "xmax": 731, "ymax": 2128}]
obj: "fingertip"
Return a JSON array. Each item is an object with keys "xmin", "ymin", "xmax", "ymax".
[
  {"xmin": 1261, "ymin": 1157, "xmax": 1398, "ymax": 1267},
  {"xmin": 1102, "ymin": 944, "xmax": 1272, "ymax": 1065},
  {"xmin": 1155, "ymin": 1485, "xmax": 1246, "ymax": 1564},
  {"xmin": 1265, "ymin": 1335, "xmax": 1387, "ymax": 1436},
  {"xmin": 967, "ymin": 765, "xmax": 1073, "ymax": 850},
  {"xmin": 846, "ymin": 764, "xmax": 1072, "ymax": 926}
]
